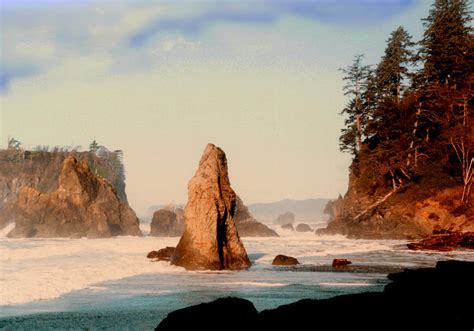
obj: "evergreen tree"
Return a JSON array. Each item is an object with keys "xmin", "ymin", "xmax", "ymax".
[
  {"xmin": 339, "ymin": 54, "xmax": 372, "ymax": 155},
  {"xmin": 375, "ymin": 27, "xmax": 415, "ymax": 103},
  {"xmin": 418, "ymin": 0, "xmax": 473, "ymax": 88}
]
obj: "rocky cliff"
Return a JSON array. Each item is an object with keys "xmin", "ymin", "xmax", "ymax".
[
  {"xmin": 1, "ymin": 156, "xmax": 141, "ymax": 238},
  {"xmin": 171, "ymin": 144, "xmax": 251, "ymax": 270},
  {"xmin": 0, "ymin": 149, "xmax": 128, "ymax": 220},
  {"xmin": 318, "ymin": 162, "xmax": 474, "ymax": 239}
]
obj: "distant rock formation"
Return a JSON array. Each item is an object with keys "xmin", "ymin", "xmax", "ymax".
[
  {"xmin": 150, "ymin": 206, "xmax": 185, "ymax": 237},
  {"xmin": 274, "ymin": 211, "xmax": 295, "ymax": 225},
  {"xmin": 281, "ymin": 223, "xmax": 294, "ymax": 231},
  {"xmin": 2, "ymin": 156, "xmax": 141, "ymax": 238},
  {"xmin": 295, "ymin": 223, "xmax": 312, "ymax": 232},
  {"xmin": 171, "ymin": 144, "xmax": 251, "ymax": 270},
  {"xmin": 272, "ymin": 255, "xmax": 299, "ymax": 266},
  {"xmin": 234, "ymin": 196, "xmax": 278, "ymax": 237}
]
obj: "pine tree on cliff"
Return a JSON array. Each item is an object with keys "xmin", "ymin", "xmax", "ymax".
[
  {"xmin": 364, "ymin": 27, "xmax": 416, "ymax": 188},
  {"xmin": 339, "ymin": 54, "xmax": 372, "ymax": 156},
  {"xmin": 414, "ymin": 0, "xmax": 473, "ymax": 203},
  {"xmin": 417, "ymin": 0, "xmax": 473, "ymax": 89}
]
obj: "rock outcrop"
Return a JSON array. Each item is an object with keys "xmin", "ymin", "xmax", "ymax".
[
  {"xmin": 272, "ymin": 255, "xmax": 299, "ymax": 266},
  {"xmin": 147, "ymin": 247, "xmax": 176, "ymax": 261},
  {"xmin": 295, "ymin": 223, "xmax": 312, "ymax": 232},
  {"xmin": 0, "ymin": 149, "xmax": 128, "ymax": 226},
  {"xmin": 1, "ymin": 156, "xmax": 141, "ymax": 238},
  {"xmin": 171, "ymin": 144, "xmax": 251, "ymax": 270},
  {"xmin": 407, "ymin": 231, "xmax": 474, "ymax": 251},
  {"xmin": 274, "ymin": 211, "xmax": 295, "ymax": 225},
  {"xmin": 156, "ymin": 261, "xmax": 474, "ymax": 331},
  {"xmin": 150, "ymin": 206, "xmax": 185, "ymax": 237},
  {"xmin": 317, "ymin": 162, "xmax": 474, "ymax": 239},
  {"xmin": 332, "ymin": 259, "xmax": 352, "ymax": 267},
  {"xmin": 281, "ymin": 223, "xmax": 294, "ymax": 231},
  {"xmin": 234, "ymin": 196, "xmax": 278, "ymax": 237}
]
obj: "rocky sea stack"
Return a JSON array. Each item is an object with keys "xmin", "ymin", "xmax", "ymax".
[
  {"xmin": 2, "ymin": 156, "xmax": 141, "ymax": 238},
  {"xmin": 171, "ymin": 144, "xmax": 251, "ymax": 270}
]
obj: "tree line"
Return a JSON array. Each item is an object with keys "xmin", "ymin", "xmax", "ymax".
[{"xmin": 339, "ymin": 0, "xmax": 473, "ymax": 204}]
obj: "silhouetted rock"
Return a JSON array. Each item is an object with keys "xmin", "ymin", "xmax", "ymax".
[
  {"xmin": 156, "ymin": 261, "xmax": 474, "ymax": 331},
  {"xmin": 272, "ymin": 254, "xmax": 299, "ymax": 266},
  {"xmin": 147, "ymin": 247, "xmax": 176, "ymax": 261},
  {"xmin": 332, "ymin": 259, "xmax": 352, "ymax": 268},
  {"xmin": 407, "ymin": 231, "xmax": 474, "ymax": 251},
  {"xmin": 3, "ymin": 156, "xmax": 141, "ymax": 238},
  {"xmin": 150, "ymin": 207, "xmax": 185, "ymax": 237},
  {"xmin": 295, "ymin": 223, "xmax": 312, "ymax": 232},
  {"xmin": 274, "ymin": 212, "xmax": 295, "ymax": 225},
  {"xmin": 156, "ymin": 297, "xmax": 258, "ymax": 331},
  {"xmin": 171, "ymin": 144, "xmax": 251, "ymax": 270},
  {"xmin": 234, "ymin": 196, "xmax": 278, "ymax": 237}
]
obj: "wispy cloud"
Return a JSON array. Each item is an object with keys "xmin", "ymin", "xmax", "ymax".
[{"xmin": 127, "ymin": 0, "xmax": 415, "ymax": 47}]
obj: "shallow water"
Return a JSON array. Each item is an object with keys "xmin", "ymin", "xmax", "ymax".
[{"xmin": 1, "ymin": 223, "xmax": 473, "ymax": 330}]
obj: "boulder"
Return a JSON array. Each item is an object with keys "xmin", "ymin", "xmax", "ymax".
[
  {"xmin": 234, "ymin": 196, "xmax": 278, "ymax": 237},
  {"xmin": 295, "ymin": 223, "xmax": 312, "ymax": 232},
  {"xmin": 171, "ymin": 144, "xmax": 251, "ymax": 270},
  {"xmin": 150, "ymin": 207, "xmax": 185, "ymax": 237},
  {"xmin": 332, "ymin": 259, "xmax": 352, "ymax": 268},
  {"xmin": 274, "ymin": 212, "xmax": 295, "ymax": 225},
  {"xmin": 407, "ymin": 231, "xmax": 474, "ymax": 251},
  {"xmin": 156, "ymin": 297, "xmax": 258, "ymax": 331},
  {"xmin": 147, "ymin": 247, "xmax": 176, "ymax": 261},
  {"xmin": 4, "ymin": 156, "xmax": 141, "ymax": 238},
  {"xmin": 281, "ymin": 223, "xmax": 294, "ymax": 230},
  {"xmin": 272, "ymin": 254, "xmax": 299, "ymax": 266}
]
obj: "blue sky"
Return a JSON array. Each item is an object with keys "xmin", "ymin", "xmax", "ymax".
[{"xmin": 0, "ymin": 0, "xmax": 432, "ymax": 214}]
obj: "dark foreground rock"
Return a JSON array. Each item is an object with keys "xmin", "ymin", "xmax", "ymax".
[
  {"xmin": 2, "ymin": 156, "xmax": 141, "ymax": 238},
  {"xmin": 147, "ymin": 247, "xmax": 176, "ymax": 261},
  {"xmin": 332, "ymin": 258, "xmax": 352, "ymax": 267},
  {"xmin": 407, "ymin": 231, "xmax": 474, "ymax": 251},
  {"xmin": 171, "ymin": 144, "xmax": 251, "ymax": 270},
  {"xmin": 156, "ymin": 297, "xmax": 258, "ymax": 331},
  {"xmin": 156, "ymin": 261, "xmax": 474, "ymax": 331},
  {"xmin": 271, "ymin": 255, "xmax": 299, "ymax": 266}
]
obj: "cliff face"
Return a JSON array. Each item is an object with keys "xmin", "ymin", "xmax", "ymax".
[
  {"xmin": 1, "ymin": 156, "xmax": 141, "ymax": 238},
  {"xmin": 318, "ymin": 162, "xmax": 474, "ymax": 239},
  {"xmin": 0, "ymin": 149, "xmax": 128, "ymax": 221}
]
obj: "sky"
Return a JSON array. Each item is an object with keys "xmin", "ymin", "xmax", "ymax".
[{"xmin": 0, "ymin": 0, "xmax": 433, "ymax": 215}]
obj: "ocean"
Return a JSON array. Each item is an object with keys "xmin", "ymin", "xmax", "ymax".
[{"xmin": 1, "ymin": 222, "xmax": 473, "ymax": 330}]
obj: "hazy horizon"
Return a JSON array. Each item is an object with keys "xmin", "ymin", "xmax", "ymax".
[{"xmin": 0, "ymin": 0, "xmax": 431, "ymax": 215}]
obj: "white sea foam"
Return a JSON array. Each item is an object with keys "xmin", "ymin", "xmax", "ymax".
[
  {"xmin": 0, "ymin": 236, "xmax": 182, "ymax": 305},
  {"xmin": 319, "ymin": 282, "xmax": 374, "ymax": 287},
  {"xmin": 1, "ymin": 224, "xmax": 472, "ymax": 306},
  {"xmin": 220, "ymin": 281, "xmax": 288, "ymax": 287}
]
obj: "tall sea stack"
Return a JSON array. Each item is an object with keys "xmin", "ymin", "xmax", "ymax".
[{"xmin": 171, "ymin": 144, "xmax": 251, "ymax": 270}]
